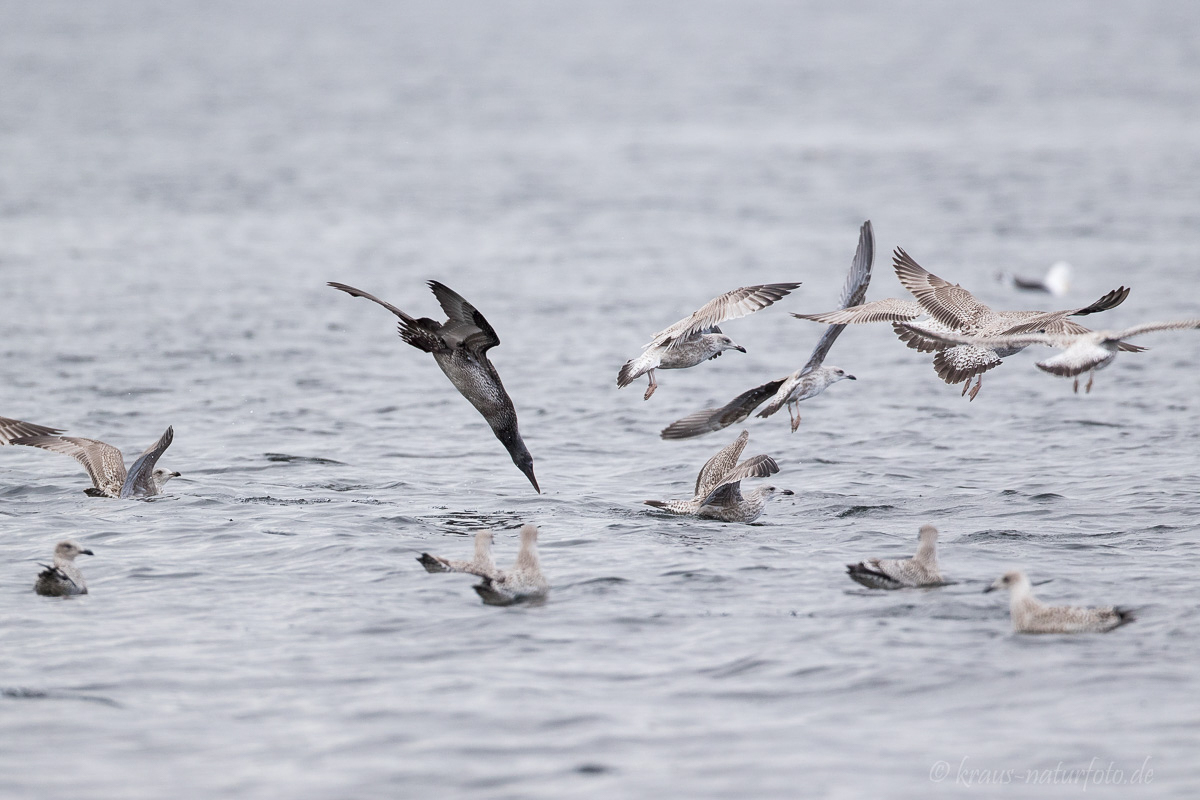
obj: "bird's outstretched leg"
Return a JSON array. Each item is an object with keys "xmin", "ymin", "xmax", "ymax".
[
  {"xmin": 968, "ymin": 375, "xmax": 983, "ymax": 401},
  {"xmin": 1085, "ymin": 372, "xmax": 1094, "ymax": 393},
  {"xmin": 1072, "ymin": 376, "xmax": 1080, "ymax": 394},
  {"xmin": 789, "ymin": 402, "xmax": 802, "ymax": 433},
  {"xmin": 961, "ymin": 379, "xmax": 971, "ymax": 397},
  {"xmin": 643, "ymin": 370, "xmax": 658, "ymax": 400}
]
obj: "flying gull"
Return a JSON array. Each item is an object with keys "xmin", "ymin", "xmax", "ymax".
[
  {"xmin": 899, "ymin": 319, "xmax": 1200, "ymax": 393},
  {"xmin": 8, "ymin": 425, "xmax": 179, "ymax": 498},
  {"xmin": 618, "ymin": 282, "xmax": 800, "ymax": 400},
  {"xmin": 793, "ymin": 248, "xmax": 1136, "ymax": 399},
  {"xmin": 985, "ymin": 570, "xmax": 1134, "ymax": 634},
  {"xmin": 661, "ymin": 222, "xmax": 872, "ymax": 438},
  {"xmin": 846, "ymin": 524, "xmax": 944, "ymax": 589},
  {"xmin": 645, "ymin": 430, "xmax": 792, "ymax": 523},
  {"xmin": 419, "ymin": 525, "xmax": 548, "ymax": 606},
  {"xmin": 329, "ymin": 280, "xmax": 539, "ymax": 493},
  {"xmin": 35, "ymin": 540, "xmax": 93, "ymax": 597}
]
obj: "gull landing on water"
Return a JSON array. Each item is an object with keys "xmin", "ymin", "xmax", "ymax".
[
  {"xmin": 846, "ymin": 524, "xmax": 944, "ymax": 589},
  {"xmin": 660, "ymin": 221, "xmax": 872, "ymax": 439},
  {"xmin": 898, "ymin": 319, "xmax": 1200, "ymax": 393},
  {"xmin": 7, "ymin": 424, "xmax": 179, "ymax": 498},
  {"xmin": 618, "ymin": 282, "xmax": 800, "ymax": 400},
  {"xmin": 645, "ymin": 430, "xmax": 792, "ymax": 523},
  {"xmin": 329, "ymin": 280, "xmax": 539, "ymax": 493},
  {"xmin": 793, "ymin": 248, "xmax": 1134, "ymax": 400},
  {"xmin": 985, "ymin": 571, "xmax": 1134, "ymax": 634},
  {"xmin": 35, "ymin": 541, "xmax": 93, "ymax": 597},
  {"xmin": 419, "ymin": 526, "xmax": 548, "ymax": 606}
]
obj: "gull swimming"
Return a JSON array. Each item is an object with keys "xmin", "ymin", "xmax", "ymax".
[
  {"xmin": 618, "ymin": 282, "xmax": 800, "ymax": 400},
  {"xmin": 793, "ymin": 248, "xmax": 1135, "ymax": 400},
  {"xmin": 897, "ymin": 319, "xmax": 1200, "ymax": 393},
  {"xmin": 645, "ymin": 430, "xmax": 792, "ymax": 523},
  {"xmin": 660, "ymin": 221, "xmax": 872, "ymax": 439},
  {"xmin": 420, "ymin": 526, "xmax": 548, "ymax": 606},
  {"xmin": 846, "ymin": 524, "xmax": 944, "ymax": 589},
  {"xmin": 418, "ymin": 530, "xmax": 497, "ymax": 576},
  {"xmin": 9, "ymin": 425, "xmax": 179, "ymax": 498},
  {"xmin": 985, "ymin": 571, "xmax": 1134, "ymax": 633},
  {"xmin": 329, "ymin": 280, "xmax": 539, "ymax": 493},
  {"xmin": 35, "ymin": 541, "xmax": 93, "ymax": 597},
  {"xmin": 0, "ymin": 415, "xmax": 63, "ymax": 444},
  {"xmin": 1008, "ymin": 261, "xmax": 1072, "ymax": 296}
]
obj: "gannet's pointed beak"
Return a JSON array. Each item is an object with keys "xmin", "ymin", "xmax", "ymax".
[{"xmin": 522, "ymin": 466, "xmax": 540, "ymax": 494}]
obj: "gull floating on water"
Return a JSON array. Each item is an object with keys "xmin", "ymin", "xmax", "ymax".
[
  {"xmin": 985, "ymin": 570, "xmax": 1134, "ymax": 634},
  {"xmin": 645, "ymin": 430, "xmax": 792, "ymax": 523},
  {"xmin": 846, "ymin": 524, "xmax": 944, "ymax": 589},
  {"xmin": 35, "ymin": 541, "xmax": 93, "ymax": 597},
  {"xmin": 1006, "ymin": 260, "xmax": 1072, "ymax": 296},
  {"xmin": 898, "ymin": 319, "xmax": 1200, "ymax": 393},
  {"xmin": 420, "ymin": 526, "xmax": 548, "ymax": 606},
  {"xmin": 793, "ymin": 248, "xmax": 1135, "ymax": 400},
  {"xmin": 661, "ymin": 222, "xmax": 872, "ymax": 438},
  {"xmin": 7, "ymin": 425, "xmax": 179, "ymax": 498},
  {"xmin": 418, "ymin": 530, "xmax": 497, "ymax": 576},
  {"xmin": 329, "ymin": 280, "xmax": 539, "ymax": 493},
  {"xmin": 618, "ymin": 282, "xmax": 800, "ymax": 400}
]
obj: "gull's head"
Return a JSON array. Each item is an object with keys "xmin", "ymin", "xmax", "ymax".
[
  {"xmin": 828, "ymin": 366, "xmax": 856, "ymax": 382},
  {"xmin": 55, "ymin": 540, "xmax": 93, "ymax": 560},
  {"xmin": 760, "ymin": 486, "xmax": 793, "ymax": 501},
  {"xmin": 984, "ymin": 570, "xmax": 1029, "ymax": 594},
  {"xmin": 154, "ymin": 469, "xmax": 182, "ymax": 487},
  {"xmin": 918, "ymin": 524, "xmax": 939, "ymax": 544},
  {"xmin": 718, "ymin": 335, "xmax": 747, "ymax": 354}
]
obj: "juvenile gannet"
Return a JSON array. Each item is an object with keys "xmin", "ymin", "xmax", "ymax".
[
  {"xmin": 794, "ymin": 248, "xmax": 1135, "ymax": 399},
  {"xmin": 9, "ymin": 426, "xmax": 179, "ymax": 498},
  {"xmin": 618, "ymin": 282, "xmax": 800, "ymax": 400},
  {"xmin": 846, "ymin": 524, "xmax": 944, "ymax": 589},
  {"xmin": 985, "ymin": 571, "xmax": 1134, "ymax": 633},
  {"xmin": 34, "ymin": 541, "xmax": 93, "ymax": 597},
  {"xmin": 329, "ymin": 280, "xmax": 539, "ymax": 492},
  {"xmin": 897, "ymin": 319, "xmax": 1200, "ymax": 393},
  {"xmin": 645, "ymin": 430, "xmax": 792, "ymax": 523},
  {"xmin": 661, "ymin": 221, "xmax": 872, "ymax": 438}
]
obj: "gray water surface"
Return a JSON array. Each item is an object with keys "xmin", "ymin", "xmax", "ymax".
[{"xmin": 2, "ymin": 2, "xmax": 1199, "ymax": 797}]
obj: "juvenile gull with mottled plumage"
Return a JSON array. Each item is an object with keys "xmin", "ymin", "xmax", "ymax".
[
  {"xmin": 618, "ymin": 282, "xmax": 800, "ymax": 400},
  {"xmin": 35, "ymin": 541, "xmax": 94, "ymax": 597},
  {"xmin": 794, "ymin": 248, "xmax": 1135, "ymax": 400},
  {"xmin": 846, "ymin": 524, "xmax": 944, "ymax": 589},
  {"xmin": 645, "ymin": 430, "xmax": 791, "ymax": 523},
  {"xmin": 8, "ymin": 425, "xmax": 179, "ymax": 498},
  {"xmin": 419, "ymin": 526, "xmax": 548, "ymax": 606},
  {"xmin": 898, "ymin": 319, "xmax": 1200, "ymax": 393},
  {"xmin": 985, "ymin": 571, "xmax": 1134, "ymax": 634},
  {"xmin": 661, "ymin": 222, "xmax": 872, "ymax": 438}
]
